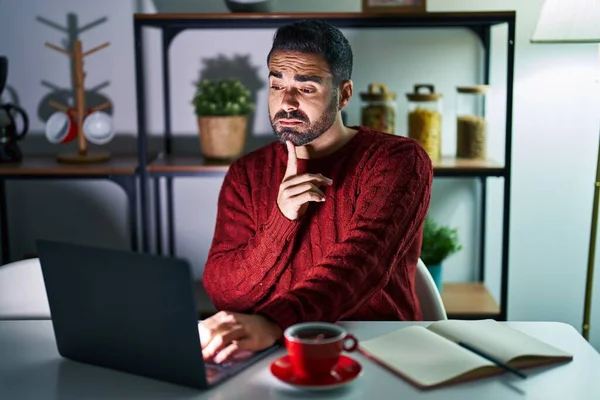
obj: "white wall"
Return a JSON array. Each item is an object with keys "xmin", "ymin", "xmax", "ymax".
[{"xmin": 1, "ymin": 0, "xmax": 599, "ymax": 349}]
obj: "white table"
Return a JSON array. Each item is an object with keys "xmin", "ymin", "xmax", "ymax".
[{"xmin": 0, "ymin": 320, "xmax": 598, "ymax": 399}]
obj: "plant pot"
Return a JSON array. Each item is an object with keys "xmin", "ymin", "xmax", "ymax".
[
  {"xmin": 197, "ymin": 115, "xmax": 247, "ymax": 160},
  {"xmin": 426, "ymin": 263, "xmax": 443, "ymax": 293}
]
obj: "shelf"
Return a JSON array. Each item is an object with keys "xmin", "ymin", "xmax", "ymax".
[
  {"xmin": 0, "ymin": 154, "xmax": 502, "ymax": 178},
  {"xmin": 432, "ymin": 157, "xmax": 505, "ymax": 177},
  {"xmin": 0, "ymin": 155, "xmax": 139, "ymax": 177},
  {"xmin": 132, "ymin": 10, "xmax": 515, "ymax": 321},
  {"xmin": 145, "ymin": 154, "xmax": 504, "ymax": 178},
  {"xmin": 134, "ymin": 11, "xmax": 515, "ymax": 29},
  {"xmin": 147, "ymin": 155, "xmax": 230, "ymax": 177},
  {"xmin": 194, "ymin": 281, "xmax": 217, "ymax": 319},
  {"xmin": 441, "ymin": 282, "xmax": 501, "ymax": 319},
  {"xmin": 191, "ymin": 281, "xmax": 502, "ymax": 320}
]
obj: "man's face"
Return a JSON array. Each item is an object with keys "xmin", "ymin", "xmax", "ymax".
[{"xmin": 268, "ymin": 51, "xmax": 339, "ymax": 146}]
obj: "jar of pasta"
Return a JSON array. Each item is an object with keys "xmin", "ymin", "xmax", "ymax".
[
  {"xmin": 360, "ymin": 83, "xmax": 397, "ymax": 134},
  {"xmin": 456, "ymin": 85, "xmax": 489, "ymax": 159},
  {"xmin": 406, "ymin": 84, "xmax": 442, "ymax": 160}
]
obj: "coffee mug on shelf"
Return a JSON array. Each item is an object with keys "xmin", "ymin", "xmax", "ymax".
[
  {"xmin": 45, "ymin": 110, "xmax": 78, "ymax": 144},
  {"xmin": 83, "ymin": 111, "xmax": 114, "ymax": 145},
  {"xmin": 283, "ymin": 322, "xmax": 358, "ymax": 380}
]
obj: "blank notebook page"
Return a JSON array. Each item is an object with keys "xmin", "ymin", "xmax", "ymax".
[
  {"xmin": 427, "ymin": 320, "xmax": 572, "ymax": 364},
  {"xmin": 359, "ymin": 326, "xmax": 494, "ymax": 387}
]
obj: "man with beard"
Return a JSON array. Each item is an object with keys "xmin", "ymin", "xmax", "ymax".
[{"xmin": 198, "ymin": 20, "xmax": 432, "ymax": 363}]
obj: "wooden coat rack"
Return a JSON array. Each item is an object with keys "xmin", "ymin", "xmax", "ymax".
[{"xmin": 46, "ymin": 39, "xmax": 111, "ymax": 163}]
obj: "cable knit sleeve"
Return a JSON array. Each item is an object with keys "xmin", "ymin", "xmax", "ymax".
[
  {"xmin": 255, "ymin": 140, "xmax": 433, "ymax": 330},
  {"xmin": 202, "ymin": 161, "xmax": 301, "ymax": 312}
]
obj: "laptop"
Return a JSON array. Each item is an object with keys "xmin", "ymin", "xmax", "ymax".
[{"xmin": 35, "ymin": 239, "xmax": 279, "ymax": 389}]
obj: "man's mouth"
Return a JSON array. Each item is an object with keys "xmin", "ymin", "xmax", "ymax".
[{"xmin": 278, "ymin": 119, "xmax": 305, "ymax": 126}]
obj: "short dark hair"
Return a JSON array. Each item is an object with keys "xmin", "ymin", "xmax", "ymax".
[{"xmin": 267, "ymin": 19, "xmax": 353, "ymax": 84}]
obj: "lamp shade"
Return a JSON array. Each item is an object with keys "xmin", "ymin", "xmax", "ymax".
[{"xmin": 531, "ymin": 0, "xmax": 600, "ymax": 43}]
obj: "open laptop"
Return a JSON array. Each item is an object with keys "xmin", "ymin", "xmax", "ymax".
[{"xmin": 35, "ymin": 239, "xmax": 279, "ymax": 389}]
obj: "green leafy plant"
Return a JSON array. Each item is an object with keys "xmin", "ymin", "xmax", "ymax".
[
  {"xmin": 420, "ymin": 217, "xmax": 462, "ymax": 266},
  {"xmin": 191, "ymin": 78, "xmax": 255, "ymax": 116}
]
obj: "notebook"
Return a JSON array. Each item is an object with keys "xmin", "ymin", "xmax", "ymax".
[{"xmin": 358, "ymin": 319, "xmax": 573, "ymax": 389}]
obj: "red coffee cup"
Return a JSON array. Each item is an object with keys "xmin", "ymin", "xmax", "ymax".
[
  {"xmin": 45, "ymin": 109, "xmax": 78, "ymax": 144},
  {"xmin": 283, "ymin": 322, "xmax": 358, "ymax": 381}
]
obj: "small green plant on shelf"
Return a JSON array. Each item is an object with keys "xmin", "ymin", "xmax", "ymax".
[
  {"xmin": 190, "ymin": 78, "xmax": 255, "ymax": 160},
  {"xmin": 191, "ymin": 78, "xmax": 255, "ymax": 116},
  {"xmin": 420, "ymin": 216, "xmax": 462, "ymax": 266}
]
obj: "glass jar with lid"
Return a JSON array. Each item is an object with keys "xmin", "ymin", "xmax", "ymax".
[
  {"xmin": 406, "ymin": 84, "xmax": 443, "ymax": 160},
  {"xmin": 360, "ymin": 83, "xmax": 396, "ymax": 134},
  {"xmin": 456, "ymin": 85, "xmax": 489, "ymax": 159}
]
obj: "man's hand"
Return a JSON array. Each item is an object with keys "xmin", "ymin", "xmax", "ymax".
[
  {"xmin": 198, "ymin": 311, "xmax": 282, "ymax": 364},
  {"xmin": 277, "ymin": 141, "xmax": 332, "ymax": 220}
]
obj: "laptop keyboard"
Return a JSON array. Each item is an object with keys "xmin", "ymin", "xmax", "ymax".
[
  {"xmin": 205, "ymin": 361, "xmax": 233, "ymax": 370},
  {"xmin": 203, "ymin": 348, "xmax": 278, "ymax": 384},
  {"xmin": 205, "ymin": 350, "xmax": 254, "ymax": 370},
  {"xmin": 204, "ymin": 361, "xmax": 236, "ymax": 383}
]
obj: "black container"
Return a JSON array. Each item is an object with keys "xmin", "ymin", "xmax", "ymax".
[
  {"xmin": 0, "ymin": 56, "xmax": 7, "ymax": 96},
  {"xmin": 224, "ymin": 0, "xmax": 277, "ymax": 13}
]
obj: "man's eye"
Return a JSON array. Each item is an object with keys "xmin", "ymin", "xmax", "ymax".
[
  {"xmin": 270, "ymin": 85, "xmax": 283, "ymax": 90},
  {"xmin": 301, "ymin": 88, "xmax": 315, "ymax": 94}
]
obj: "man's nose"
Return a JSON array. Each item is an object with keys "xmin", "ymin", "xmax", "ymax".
[{"xmin": 281, "ymin": 89, "xmax": 299, "ymax": 112}]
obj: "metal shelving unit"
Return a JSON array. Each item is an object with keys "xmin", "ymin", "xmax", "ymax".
[
  {"xmin": 0, "ymin": 156, "xmax": 140, "ymax": 263},
  {"xmin": 132, "ymin": 11, "xmax": 516, "ymax": 320}
]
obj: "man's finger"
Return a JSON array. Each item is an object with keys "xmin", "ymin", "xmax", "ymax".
[
  {"xmin": 284, "ymin": 141, "xmax": 298, "ymax": 179},
  {"xmin": 283, "ymin": 182, "xmax": 325, "ymax": 199},
  {"xmin": 213, "ymin": 342, "xmax": 240, "ymax": 364},
  {"xmin": 198, "ymin": 322, "xmax": 234, "ymax": 350},
  {"xmin": 213, "ymin": 338, "xmax": 254, "ymax": 364},
  {"xmin": 201, "ymin": 327, "xmax": 246, "ymax": 361},
  {"xmin": 289, "ymin": 191, "xmax": 326, "ymax": 205},
  {"xmin": 282, "ymin": 173, "xmax": 332, "ymax": 188}
]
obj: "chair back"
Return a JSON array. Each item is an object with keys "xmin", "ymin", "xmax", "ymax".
[
  {"xmin": 415, "ymin": 258, "xmax": 447, "ymax": 320},
  {"xmin": 0, "ymin": 258, "xmax": 51, "ymax": 319}
]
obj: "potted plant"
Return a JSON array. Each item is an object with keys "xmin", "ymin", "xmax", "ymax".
[
  {"xmin": 420, "ymin": 216, "xmax": 462, "ymax": 293},
  {"xmin": 191, "ymin": 78, "xmax": 255, "ymax": 160}
]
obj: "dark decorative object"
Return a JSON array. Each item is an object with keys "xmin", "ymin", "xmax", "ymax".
[
  {"xmin": 0, "ymin": 56, "xmax": 29, "ymax": 163},
  {"xmin": 0, "ymin": 56, "xmax": 6, "ymax": 94},
  {"xmin": 224, "ymin": 0, "xmax": 277, "ymax": 13},
  {"xmin": 362, "ymin": 0, "xmax": 426, "ymax": 14}
]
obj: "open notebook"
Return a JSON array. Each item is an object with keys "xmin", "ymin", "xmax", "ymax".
[{"xmin": 358, "ymin": 320, "xmax": 573, "ymax": 389}]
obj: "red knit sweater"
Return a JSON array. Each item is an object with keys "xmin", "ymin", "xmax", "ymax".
[{"xmin": 203, "ymin": 126, "xmax": 433, "ymax": 330}]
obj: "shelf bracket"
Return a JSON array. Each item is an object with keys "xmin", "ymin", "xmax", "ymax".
[
  {"xmin": 163, "ymin": 26, "xmax": 185, "ymax": 50},
  {"xmin": 468, "ymin": 25, "xmax": 491, "ymax": 113},
  {"xmin": 108, "ymin": 175, "xmax": 139, "ymax": 252},
  {"xmin": 467, "ymin": 26, "xmax": 487, "ymax": 49}
]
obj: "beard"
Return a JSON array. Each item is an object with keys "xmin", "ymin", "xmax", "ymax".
[{"xmin": 269, "ymin": 92, "xmax": 339, "ymax": 146}]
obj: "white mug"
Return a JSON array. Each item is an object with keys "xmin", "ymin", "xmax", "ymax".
[{"xmin": 83, "ymin": 111, "xmax": 115, "ymax": 145}]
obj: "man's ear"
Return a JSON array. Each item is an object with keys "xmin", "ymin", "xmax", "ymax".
[{"xmin": 338, "ymin": 80, "xmax": 353, "ymax": 111}]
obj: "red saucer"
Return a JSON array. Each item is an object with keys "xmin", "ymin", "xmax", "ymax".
[{"xmin": 270, "ymin": 354, "xmax": 362, "ymax": 391}]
